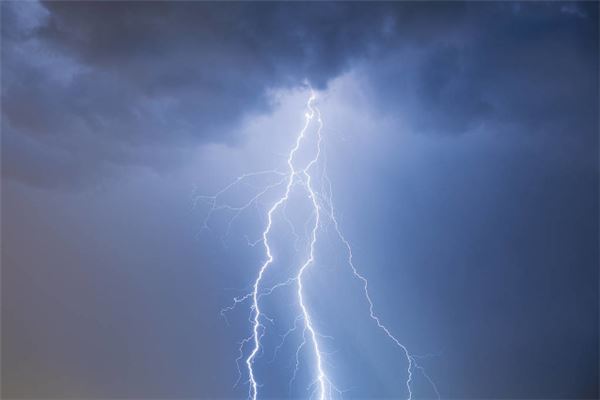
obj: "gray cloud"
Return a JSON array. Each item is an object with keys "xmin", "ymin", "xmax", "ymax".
[
  {"xmin": 1, "ymin": 2, "xmax": 597, "ymax": 189},
  {"xmin": 365, "ymin": 3, "xmax": 597, "ymax": 144},
  {"xmin": 1, "ymin": 2, "xmax": 395, "ymax": 188}
]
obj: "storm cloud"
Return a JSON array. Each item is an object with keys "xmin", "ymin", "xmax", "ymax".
[
  {"xmin": 3, "ymin": 2, "xmax": 595, "ymax": 188},
  {"xmin": 1, "ymin": 2, "xmax": 598, "ymax": 399},
  {"xmin": 2, "ymin": 1, "xmax": 397, "ymax": 187}
]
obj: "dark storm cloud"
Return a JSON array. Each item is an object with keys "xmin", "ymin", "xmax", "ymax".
[
  {"xmin": 1, "ymin": 1, "xmax": 398, "ymax": 188},
  {"xmin": 365, "ymin": 3, "xmax": 598, "ymax": 146},
  {"xmin": 1, "ymin": 2, "xmax": 597, "ymax": 189}
]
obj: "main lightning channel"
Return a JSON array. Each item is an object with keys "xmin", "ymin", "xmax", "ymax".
[
  {"xmin": 245, "ymin": 92, "xmax": 332, "ymax": 400},
  {"xmin": 294, "ymin": 102, "xmax": 330, "ymax": 400}
]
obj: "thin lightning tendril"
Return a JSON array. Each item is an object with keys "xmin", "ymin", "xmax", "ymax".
[{"xmin": 199, "ymin": 89, "xmax": 439, "ymax": 399}]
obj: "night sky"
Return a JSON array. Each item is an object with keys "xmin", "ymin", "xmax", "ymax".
[{"xmin": 1, "ymin": 1, "xmax": 598, "ymax": 399}]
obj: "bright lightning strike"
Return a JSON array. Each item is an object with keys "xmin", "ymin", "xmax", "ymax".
[{"xmin": 197, "ymin": 88, "xmax": 439, "ymax": 399}]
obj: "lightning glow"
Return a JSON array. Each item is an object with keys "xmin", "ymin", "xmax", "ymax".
[{"xmin": 197, "ymin": 88, "xmax": 439, "ymax": 399}]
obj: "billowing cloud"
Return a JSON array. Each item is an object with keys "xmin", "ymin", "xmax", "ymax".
[
  {"xmin": 1, "ymin": 1, "xmax": 397, "ymax": 188},
  {"xmin": 364, "ymin": 3, "xmax": 597, "ymax": 143},
  {"xmin": 1, "ymin": 1, "xmax": 597, "ymax": 188}
]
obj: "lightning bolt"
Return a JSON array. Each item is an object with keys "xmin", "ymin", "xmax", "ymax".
[
  {"xmin": 244, "ymin": 92, "xmax": 321, "ymax": 400},
  {"xmin": 197, "ymin": 88, "xmax": 439, "ymax": 399}
]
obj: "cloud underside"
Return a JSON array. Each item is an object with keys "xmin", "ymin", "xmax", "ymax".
[{"xmin": 1, "ymin": 1, "xmax": 597, "ymax": 188}]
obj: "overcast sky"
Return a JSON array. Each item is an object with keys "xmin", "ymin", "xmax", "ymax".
[{"xmin": 2, "ymin": 2, "xmax": 598, "ymax": 399}]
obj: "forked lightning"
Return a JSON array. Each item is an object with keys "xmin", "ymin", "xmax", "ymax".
[{"xmin": 198, "ymin": 89, "xmax": 439, "ymax": 399}]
